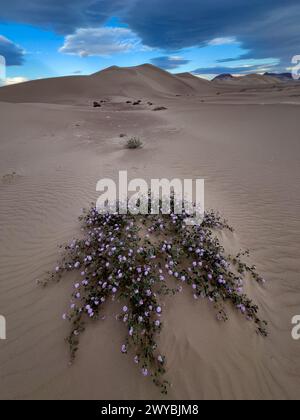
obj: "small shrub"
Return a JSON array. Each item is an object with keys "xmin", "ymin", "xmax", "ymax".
[
  {"xmin": 126, "ymin": 137, "xmax": 143, "ymax": 149},
  {"xmin": 153, "ymin": 106, "xmax": 167, "ymax": 111}
]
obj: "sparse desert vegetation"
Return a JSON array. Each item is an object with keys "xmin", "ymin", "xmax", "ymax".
[
  {"xmin": 44, "ymin": 205, "xmax": 267, "ymax": 394},
  {"xmin": 126, "ymin": 137, "xmax": 143, "ymax": 149},
  {"xmin": 153, "ymin": 106, "xmax": 168, "ymax": 111}
]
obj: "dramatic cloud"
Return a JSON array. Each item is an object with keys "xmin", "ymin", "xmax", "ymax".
[
  {"xmin": 60, "ymin": 27, "xmax": 140, "ymax": 57},
  {"xmin": 1, "ymin": 0, "xmax": 300, "ymax": 68},
  {"xmin": 151, "ymin": 56, "xmax": 190, "ymax": 70},
  {"xmin": 230, "ymin": 5, "xmax": 300, "ymax": 65},
  {"xmin": 0, "ymin": 35, "xmax": 25, "ymax": 65},
  {"xmin": 125, "ymin": 0, "xmax": 300, "ymax": 68},
  {"xmin": 0, "ymin": 0, "xmax": 129, "ymax": 34}
]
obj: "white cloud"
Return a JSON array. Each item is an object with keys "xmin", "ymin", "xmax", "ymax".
[
  {"xmin": 4, "ymin": 76, "xmax": 28, "ymax": 85},
  {"xmin": 169, "ymin": 56, "xmax": 186, "ymax": 62},
  {"xmin": 59, "ymin": 27, "xmax": 141, "ymax": 57},
  {"xmin": 208, "ymin": 37, "xmax": 237, "ymax": 46},
  {"xmin": 151, "ymin": 55, "xmax": 190, "ymax": 69}
]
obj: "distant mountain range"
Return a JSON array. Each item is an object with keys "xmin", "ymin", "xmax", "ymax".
[
  {"xmin": 264, "ymin": 72, "xmax": 294, "ymax": 81},
  {"xmin": 213, "ymin": 72, "xmax": 297, "ymax": 83},
  {"xmin": 212, "ymin": 74, "xmax": 234, "ymax": 81}
]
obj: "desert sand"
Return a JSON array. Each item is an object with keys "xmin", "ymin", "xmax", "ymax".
[{"xmin": 0, "ymin": 65, "xmax": 300, "ymax": 400}]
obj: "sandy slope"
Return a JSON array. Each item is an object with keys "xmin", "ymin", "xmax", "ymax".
[
  {"xmin": 0, "ymin": 67, "xmax": 300, "ymax": 400},
  {"xmin": 0, "ymin": 64, "xmax": 209, "ymax": 104},
  {"xmin": 175, "ymin": 73, "xmax": 217, "ymax": 95}
]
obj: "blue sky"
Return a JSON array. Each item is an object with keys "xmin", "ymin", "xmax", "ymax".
[{"xmin": 0, "ymin": 1, "xmax": 298, "ymax": 84}]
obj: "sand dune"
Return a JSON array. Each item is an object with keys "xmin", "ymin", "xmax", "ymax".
[
  {"xmin": 1, "ymin": 66, "xmax": 300, "ymax": 400},
  {"xmin": 238, "ymin": 74, "xmax": 282, "ymax": 85},
  {"xmin": 1, "ymin": 65, "xmax": 298, "ymax": 105},
  {"xmin": 0, "ymin": 64, "xmax": 205, "ymax": 104},
  {"xmin": 176, "ymin": 72, "xmax": 217, "ymax": 94},
  {"xmin": 90, "ymin": 64, "xmax": 197, "ymax": 97}
]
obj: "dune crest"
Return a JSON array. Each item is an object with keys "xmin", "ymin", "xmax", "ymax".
[{"xmin": 0, "ymin": 64, "xmax": 213, "ymax": 104}]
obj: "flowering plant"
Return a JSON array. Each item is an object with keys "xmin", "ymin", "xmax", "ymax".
[{"xmin": 43, "ymin": 203, "xmax": 267, "ymax": 394}]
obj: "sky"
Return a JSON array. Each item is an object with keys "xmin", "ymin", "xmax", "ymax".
[{"xmin": 0, "ymin": 0, "xmax": 299, "ymax": 84}]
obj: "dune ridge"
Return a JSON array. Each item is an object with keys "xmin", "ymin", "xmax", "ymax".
[
  {"xmin": 1, "ymin": 64, "xmax": 300, "ymax": 105},
  {"xmin": 0, "ymin": 64, "xmax": 204, "ymax": 104}
]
